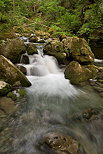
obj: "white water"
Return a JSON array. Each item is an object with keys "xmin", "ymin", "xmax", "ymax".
[
  {"xmin": 20, "ymin": 44, "xmax": 79, "ymax": 98},
  {"xmin": 94, "ymin": 59, "xmax": 103, "ymax": 63}
]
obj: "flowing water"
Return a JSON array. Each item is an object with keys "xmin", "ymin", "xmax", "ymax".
[{"xmin": 1, "ymin": 44, "xmax": 103, "ymax": 154}]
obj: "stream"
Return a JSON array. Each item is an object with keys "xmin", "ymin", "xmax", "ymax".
[{"xmin": 0, "ymin": 43, "xmax": 103, "ymax": 154}]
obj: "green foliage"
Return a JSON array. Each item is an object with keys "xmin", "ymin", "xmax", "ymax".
[
  {"xmin": 18, "ymin": 89, "xmax": 26, "ymax": 97},
  {"xmin": 7, "ymin": 92, "xmax": 17, "ymax": 100},
  {"xmin": 0, "ymin": 0, "xmax": 102, "ymax": 40},
  {"xmin": 38, "ymin": 0, "xmax": 65, "ymax": 21}
]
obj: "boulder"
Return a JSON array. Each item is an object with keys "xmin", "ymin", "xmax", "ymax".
[
  {"xmin": 20, "ymin": 54, "xmax": 29, "ymax": 64},
  {"xmin": 44, "ymin": 39, "xmax": 64, "ymax": 53},
  {"xmin": 29, "ymin": 34, "xmax": 38, "ymax": 42},
  {"xmin": 0, "ymin": 38, "xmax": 26, "ymax": 63},
  {"xmin": 0, "ymin": 55, "xmax": 31, "ymax": 87},
  {"xmin": 42, "ymin": 132, "xmax": 79, "ymax": 154},
  {"xmin": 26, "ymin": 43, "xmax": 38, "ymax": 55},
  {"xmin": 29, "ymin": 31, "xmax": 50, "ymax": 42},
  {"xmin": 44, "ymin": 39, "xmax": 68, "ymax": 64},
  {"xmin": 62, "ymin": 37, "xmax": 94, "ymax": 63},
  {"xmin": 0, "ymin": 97, "xmax": 16, "ymax": 115},
  {"xmin": 17, "ymin": 65, "xmax": 27, "ymax": 75},
  {"xmin": 47, "ymin": 51, "xmax": 67, "ymax": 64},
  {"xmin": 0, "ymin": 81, "xmax": 12, "ymax": 96},
  {"xmin": 64, "ymin": 61, "xmax": 98, "ymax": 85}
]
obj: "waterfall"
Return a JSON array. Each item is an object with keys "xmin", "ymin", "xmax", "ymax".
[{"xmin": 18, "ymin": 43, "xmax": 79, "ymax": 98}]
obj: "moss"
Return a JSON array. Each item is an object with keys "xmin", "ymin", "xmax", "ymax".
[
  {"xmin": 7, "ymin": 89, "xmax": 26, "ymax": 101},
  {"xmin": 98, "ymin": 80, "xmax": 103, "ymax": 83},
  {"xmin": 18, "ymin": 89, "xmax": 26, "ymax": 97},
  {"xmin": 7, "ymin": 92, "xmax": 17, "ymax": 101}
]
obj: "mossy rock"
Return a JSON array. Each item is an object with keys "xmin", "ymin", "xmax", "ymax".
[
  {"xmin": 27, "ymin": 43, "xmax": 38, "ymax": 55},
  {"xmin": 47, "ymin": 51, "xmax": 67, "ymax": 64},
  {"xmin": 42, "ymin": 132, "xmax": 80, "ymax": 154},
  {"xmin": 20, "ymin": 55, "xmax": 29, "ymax": 64},
  {"xmin": 7, "ymin": 92, "xmax": 17, "ymax": 101},
  {"xmin": 0, "ymin": 55, "xmax": 31, "ymax": 87},
  {"xmin": 64, "ymin": 61, "xmax": 98, "ymax": 85},
  {"xmin": 0, "ymin": 81, "xmax": 12, "ymax": 96},
  {"xmin": 7, "ymin": 89, "xmax": 26, "ymax": 101},
  {"xmin": 0, "ymin": 38, "xmax": 26, "ymax": 63},
  {"xmin": 62, "ymin": 37, "xmax": 94, "ymax": 63},
  {"xmin": 44, "ymin": 39, "xmax": 64, "ymax": 53},
  {"xmin": 36, "ymin": 39, "xmax": 45, "ymax": 43},
  {"xmin": 0, "ymin": 97, "xmax": 16, "ymax": 115}
]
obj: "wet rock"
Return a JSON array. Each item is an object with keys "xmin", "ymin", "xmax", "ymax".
[
  {"xmin": 93, "ymin": 86, "xmax": 103, "ymax": 92},
  {"xmin": 44, "ymin": 39, "xmax": 64, "ymax": 53},
  {"xmin": 0, "ymin": 55, "xmax": 31, "ymax": 87},
  {"xmin": 0, "ymin": 38, "xmax": 26, "ymax": 63},
  {"xmin": 27, "ymin": 43, "xmax": 37, "ymax": 55},
  {"xmin": 71, "ymin": 108, "xmax": 100, "ymax": 122},
  {"xmin": 62, "ymin": 37, "xmax": 94, "ymax": 63},
  {"xmin": 64, "ymin": 61, "xmax": 98, "ymax": 85},
  {"xmin": 37, "ymin": 39, "xmax": 45, "ymax": 43},
  {"xmin": 90, "ymin": 79, "xmax": 103, "ymax": 97},
  {"xmin": 29, "ymin": 34, "xmax": 38, "ymax": 42},
  {"xmin": 44, "ymin": 39, "xmax": 67, "ymax": 64},
  {"xmin": 0, "ymin": 81, "xmax": 12, "ymax": 96},
  {"xmin": 20, "ymin": 54, "xmax": 29, "ymax": 64},
  {"xmin": 47, "ymin": 52, "xmax": 67, "ymax": 65},
  {"xmin": 17, "ymin": 65, "xmax": 27, "ymax": 75},
  {"xmin": 42, "ymin": 132, "xmax": 79, "ymax": 154},
  {"xmin": 100, "ymin": 92, "xmax": 103, "ymax": 97},
  {"xmin": 82, "ymin": 108, "xmax": 99, "ymax": 121},
  {"xmin": 0, "ymin": 97, "xmax": 16, "ymax": 115}
]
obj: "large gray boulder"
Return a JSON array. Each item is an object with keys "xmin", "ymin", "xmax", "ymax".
[
  {"xmin": 0, "ymin": 55, "xmax": 31, "ymax": 87},
  {"xmin": 0, "ymin": 38, "xmax": 26, "ymax": 63}
]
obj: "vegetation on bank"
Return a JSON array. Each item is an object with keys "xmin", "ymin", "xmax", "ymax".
[{"xmin": 0, "ymin": 0, "xmax": 103, "ymax": 40}]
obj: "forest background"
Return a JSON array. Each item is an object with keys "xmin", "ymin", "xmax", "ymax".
[{"xmin": 0, "ymin": 0, "xmax": 103, "ymax": 42}]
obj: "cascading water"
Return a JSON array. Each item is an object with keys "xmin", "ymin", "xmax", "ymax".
[{"xmin": 4, "ymin": 41, "xmax": 103, "ymax": 154}]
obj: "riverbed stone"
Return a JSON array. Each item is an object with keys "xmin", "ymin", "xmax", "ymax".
[
  {"xmin": 62, "ymin": 37, "xmax": 94, "ymax": 63},
  {"xmin": 17, "ymin": 65, "xmax": 27, "ymax": 75},
  {"xmin": 29, "ymin": 34, "xmax": 38, "ymax": 42},
  {"xmin": 43, "ymin": 132, "xmax": 79, "ymax": 154},
  {"xmin": 0, "ymin": 55, "xmax": 31, "ymax": 87},
  {"xmin": 0, "ymin": 38, "xmax": 26, "ymax": 63},
  {"xmin": 0, "ymin": 81, "xmax": 12, "ymax": 96},
  {"xmin": 64, "ymin": 61, "xmax": 98, "ymax": 85},
  {"xmin": 0, "ymin": 97, "xmax": 16, "ymax": 115},
  {"xmin": 20, "ymin": 54, "xmax": 29, "ymax": 64}
]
